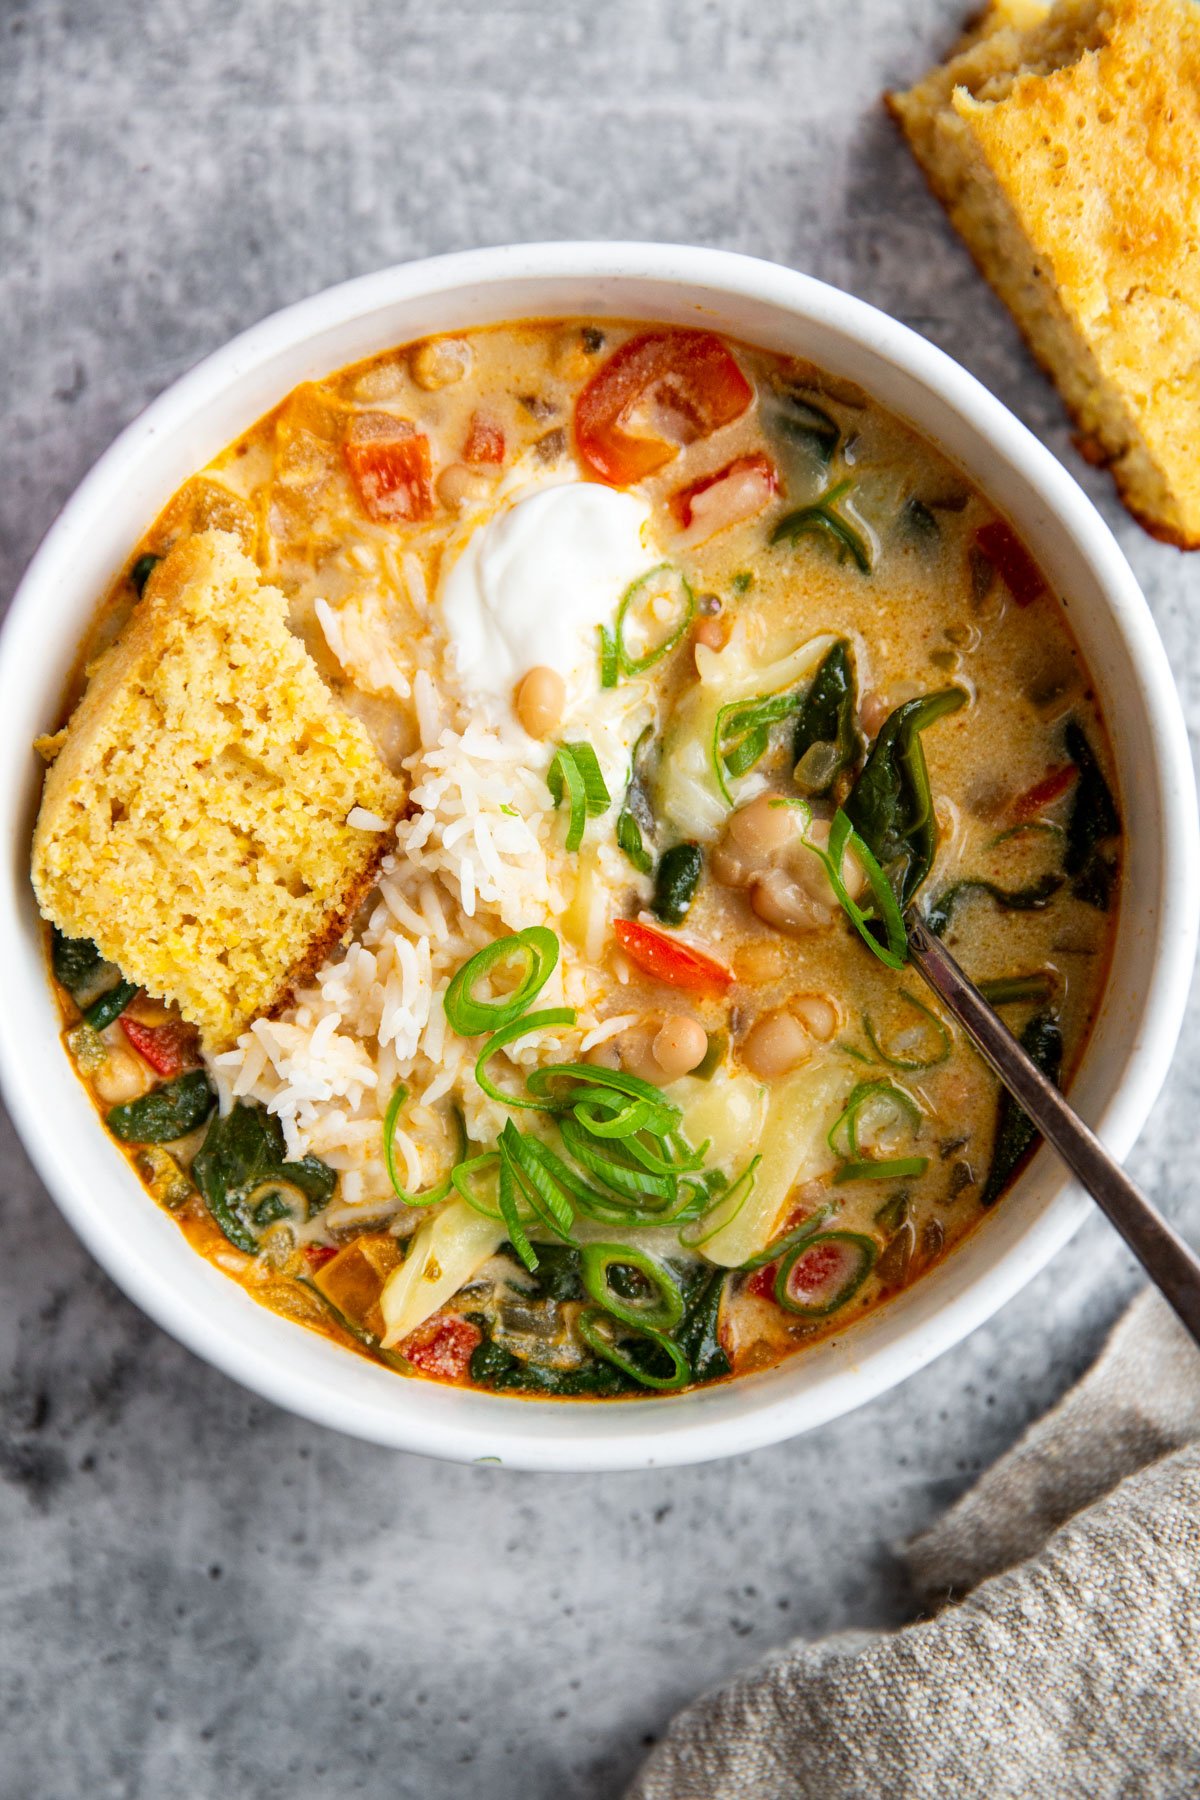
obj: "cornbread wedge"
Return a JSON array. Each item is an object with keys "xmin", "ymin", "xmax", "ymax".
[
  {"xmin": 32, "ymin": 530, "xmax": 405, "ymax": 1049},
  {"xmin": 888, "ymin": 0, "xmax": 1200, "ymax": 546}
]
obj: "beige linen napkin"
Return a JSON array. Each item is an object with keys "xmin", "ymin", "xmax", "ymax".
[{"xmin": 628, "ymin": 1292, "xmax": 1200, "ymax": 1800}]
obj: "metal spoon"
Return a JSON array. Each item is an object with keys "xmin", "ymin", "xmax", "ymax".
[{"xmin": 905, "ymin": 915, "xmax": 1200, "ymax": 1346}]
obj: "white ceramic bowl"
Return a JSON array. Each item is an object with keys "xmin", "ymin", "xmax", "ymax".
[{"xmin": 2, "ymin": 244, "xmax": 1194, "ymax": 1470}]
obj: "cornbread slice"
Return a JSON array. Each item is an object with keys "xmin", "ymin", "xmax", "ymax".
[
  {"xmin": 888, "ymin": 0, "xmax": 1200, "ymax": 546},
  {"xmin": 32, "ymin": 530, "xmax": 405, "ymax": 1049}
]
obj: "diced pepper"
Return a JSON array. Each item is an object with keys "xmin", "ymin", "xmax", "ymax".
[
  {"xmin": 304, "ymin": 1244, "xmax": 338, "ymax": 1271},
  {"xmin": 400, "ymin": 1312, "xmax": 483, "ymax": 1382},
  {"xmin": 672, "ymin": 452, "xmax": 778, "ymax": 533},
  {"xmin": 344, "ymin": 420, "xmax": 434, "ymax": 522},
  {"xmin": 575, "ymin": 330, "xmax": 753, "ymax": 486},
  {"xmin": 120, "ymin": 1015, "xmax": 200, "ymax": 1079},
  {"xmin": 973, "ymin": 520, "xmax": 1046, "ymax": 606},
  {"xmin": 1010, "ymin": 765, "xmax": 1077, "ymax": 820},
  {"xmin": 463, "ymin": 411, "xmax": 505, "ymax": 465},
  {"xmin": 312, "ymin": 1232, "xmax": 403, "ymax": 1337},
  {"xmin": 612, "ymin": 917, "xmax": 733, "ymax": 993}
]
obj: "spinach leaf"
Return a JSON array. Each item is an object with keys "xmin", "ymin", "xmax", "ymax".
[
  {"xmin": 107, "ymin": 1070, "xmax": 215, "ymax": 1144},
  {"xmin": 843, "ymin": 687, "xmax": 966, "ymax": 907},
  {"xmin": 51, "ymin": 928, "xmax": 104, "ymax": 996},
  {"xmin": 771, "ymin": 388, "xmax": 840, "ymax": 463},
  {"xmin": 616, "ymin": 725, "xmax": 656, "ymax": 875},
  {"xmin": 192, "ymin": 1100, "xmax": 336, "ymax": 1253},
  {"xmin": 674, "ymin": 1264, "xmax": 730, "ymax": 1384},
  {"xmin": 652, "ymin": 843, "xmax": 703, "ymax": 924},
  {"xmin": 1063, "ymin": 721, "xmax": 1120, "ymax": 910},
  {"xmin": 468, "ymin": 1327, "xmax": 636, "ymax": 1396},
  {"xmin": 791, "ymin": 639, "xmax": 862, "ymax": 796},
  {"xmin": 130, "ymin": 552, "xmax": 161, "ymax": 597},
  {"xmin": 498, "ymin": 1240, "xmax": 585, "ymax": 1302},
  {"xmin": 900, "ymin": 498, "xmax": 940, "ymax": 545},
  {"xmin": 83, "ymin": 979, "xmax": 138, "ymax": 1030},
  {"xmin": 979, "ymin": 1012, "xmax": 1063, "ymax": 1208},
  {"xmin": 925, "ymin": 872, "xmax": 1064, "ymax": 938}
]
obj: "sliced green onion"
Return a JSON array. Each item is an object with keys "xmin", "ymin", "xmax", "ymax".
[
  {"xmin": 474, "ymin": 1007, "xmax": 577, "ymax": 1110},
  {"xmin": 580, "ymin": 1243, "xmax": 685, "ymax": 1331},
  {"xmin": 497, "ymin": 1140, "xmax": 539, "ymax": 1271},
  {"xmin": 569, "ymin": 1089, "xmax": 663, "ymax": 1139},
  {"xmin": 864, "ymin": 989, "xmax": 951, "ymax": 1070},
  {"xmin": 771, "ymin": 480, "xmax": 872, "ymax": 574},
  {"xmin": 443, "ymin": 927, "xmax": 559, "ymax": 1036},
  {"xmin": 712, "ymin": 688, "xmax": 805, "ymax": 803},
  {"xmin": 617, "ymin": 807, "xmax": 653, "ymax": 874},
  {"xmin": 499, "ymin": 1121, "xmax": 575, "ymax": 1239},
  {"xmin": 614, "ymin": 563, "xmax": 694, "ymax": 678},
  {"xmin": 558, "ymin": 1117, "xmax": 676, "ymax": 1200},
  {"xmin": 382, "ymin": 1082, "xmax": 463, "ymax": 1207},
  {"xmin": 827, "ymin": 1079, "xmax": 921, "ymax": 1160},
  {"xmin": 678, "ymin": 1154, "xmax": 760, "ymax": 1249},
  {"xmin": 563, "ymin": 742, "xmax": 611, "ymax": 814},
  {"xmin": 451, "ymin": 1151, "xmax": 505, "ymax": 1219},
  {"xmin": 598, "ymin": 624, "xmax": 619, "ymax": 689},
  {"xmin": 692, "ymin": 1029, "xmax": 727, "ymax": 1082},
  {"xmin": 525, "ymin": 1062, "xmax": 682, "ymax": 1129},
  {"xmin": 775, "ymin": 1230, "xmax": 877, "ymax": 1317},
  {"xmin": 547, "ymin": 744, "xmax": 588, "ymax": 851},
  {"xmin": 833, "ymin": 1155, "xmax": 929, "ymax": 1184},
  {"xmin": 739, "ymin": 1204, "xmax": 836, "ymax": 1270},
  {"xmin": 577, "ymin": 1307, "xmax": 691, "ymax": 1391},
  {"xmin": 802, "ymin": 808, "xmax": 907, "ymax": 971},
  {"xmin": 978, "ymin": 971, "xmax": 1058, "ymax": 1007}
]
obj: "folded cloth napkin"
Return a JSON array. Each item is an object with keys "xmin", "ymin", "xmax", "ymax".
[{"xmin": 627, "ymin": 1291, "xmax": 1200, "ymax": 1800}]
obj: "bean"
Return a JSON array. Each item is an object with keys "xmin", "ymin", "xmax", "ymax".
[
  {"xmin": 741, "ymin": 1011, "xmax": 812, "ymax": 1079},
  {"xmin": 92, "ymin": 1046, "xmax": 152, "ymax": 1106},
  {"xmin": 437, "ymin": 462, "xmax": 490, "ymax": 510},
  {"xmin": 693, "ymin": 616, "xmax": 726, "ymax": 651},
  {"xmin": 515, "ymin": 665, "xmax": 566, "ymax": 740},
  {"xmin": 792, "ymin": 994, "xmax": 838, "ymax": 1042},
  {"xmin": 727, "ymin": 793, "xmax": 799, "ymax": 859},
  {"xmin": 411, "ymin": 337, "xmax": 472, "ymax": 389},
  {"xmin": 651, "ymin": 1015, "xmax": 709, "ymax": 1081}
]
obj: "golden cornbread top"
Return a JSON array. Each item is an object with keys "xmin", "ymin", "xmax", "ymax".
[{"xmin": 31, "ymin": 529, "xmax": 405, "ymax": 1049}]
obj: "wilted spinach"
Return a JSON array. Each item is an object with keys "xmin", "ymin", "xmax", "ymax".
[
  {"xmin": 979, "ymin": 1012, "xmax": 1063, "ymax": 1208},
  {"xmin": 925, "ymin": 872, "xmax": 1064, "ymax": 938},
  {"xmin": 792, "ymin": 639, "xmax": 862, "ymax": 798},
  {"xmin": 107, "ymin": 1070, "xmax": 215, "ymax": 1144},
  {"xmin": 674, "ymin": 1264, "xmax": 730, "ymax": 1384},
  {"xmin": 843, "ymin": 688, "xmax": 967, "ymax": 906},
  {"xmin": 1063, "ymin": 721, "xmax": 1120, "ymax": 910},
  {"xmin": 192, "ymin": 1100, "xmax": 336, "ymax": 1253}
]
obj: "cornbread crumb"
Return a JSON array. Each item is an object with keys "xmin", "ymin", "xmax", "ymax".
[
  {"xmin": 32, "ymin": 530, "xmax": 405, "ymax": 1049},
  {"xmin": 888, "ymin": 0, "xmax": 1200, "ymax": 546}
]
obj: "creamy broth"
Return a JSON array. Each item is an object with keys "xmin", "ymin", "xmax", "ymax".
[{"xmin": 40, "ymin": 319, "xmax": 1120, "ymax": 1398}]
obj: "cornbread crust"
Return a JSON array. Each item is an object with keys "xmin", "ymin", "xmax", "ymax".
[
  {"xmin": 888, "ymin": 0, "xmax": 1200, "ymax": 547},
  {"xmin": 32, "ymin": 530, "xmax": 406, "ymax": 1049}
]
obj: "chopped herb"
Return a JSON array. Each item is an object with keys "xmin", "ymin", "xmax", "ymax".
[{"xmin": 731, "ymin": 570, "xmax": 753, "ymax": 594}]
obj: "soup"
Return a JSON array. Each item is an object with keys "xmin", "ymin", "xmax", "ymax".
[{"xmin": 32, "ymin": 318, "xmax": 1121, "ymax": 1398}]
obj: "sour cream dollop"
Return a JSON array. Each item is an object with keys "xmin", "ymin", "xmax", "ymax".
[{"xmin": 440, "ymin": 480, "xmax": 656, "ymax": 709}]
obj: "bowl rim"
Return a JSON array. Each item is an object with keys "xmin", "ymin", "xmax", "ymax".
[{"xmin": 2, "ymin": 240, "xmax": 1195, "ymax": 1470}]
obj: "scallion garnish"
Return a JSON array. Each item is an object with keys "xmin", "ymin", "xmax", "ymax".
[
  {"xmin": 833, "ymin": 1155, "xmax": 929, "ymax": 1184},
  {"xmin": 978, "ymin": 972, "xmax": 1058, "ymax": 1007},
  {"xmin": 801, "ymin": 808, "xmax": 908, "ymax": 970},
  {"xmin": 382, "ymin": 1082, "xmax": 463, "ymax": 1207},
  {"xmin": 712, "ymin": 687, "xmax": 805, "ymax": 803},
  {"xmin": 576, "ymin": 1308, "xmax": 692, "ymax": 1391},
  {"xmin": 617, "ymin": 808, "xmax": 653, "ymax": 874},
  {"xmin": 548, "ymin": 742, "xmax": 610, "ymax": 851},
  {"xmin": 678, "ymin": 1154, "xmax": 761, "ymax": 1249},
  {"xmin": 443, "ymin": 927, "xmax": 559, "ymax": 1037},
  {"xmin": 497, "ymin": 1135, "xmax": 539, "ymax": 1271},
  {"xmin": 771, "ymin": 479, "xmax": 872, "ymax": 573},
  {"xmin": 598, "ymin": 624, "xmax": 619, "ymax": 689},
  {"xmin": 580, "ymin": 1244, "xmax": 685, "ymax": 1332},
  {"xmin": 613, "ymin": 562, "xmax": 694, "ymax": 679},
  {"xmin": 774, "ymin": 1230, "xmax": 877, "ymax": 1317},
  {"xmin": 827, "ymin": 1079, "xmax": 922, "ymax": 1162},
  {"xmin": 474, "ymin": 1008, "xmax": 578, "ymax": 1109},
  {"xmin": 863, "ymin": 989, "xmax": 951, "ymax": 1070}
]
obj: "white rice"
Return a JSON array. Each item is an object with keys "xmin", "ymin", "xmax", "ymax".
[{"xmin": 208, "ymin": 572, "xmax": 644, "ymax": 1221}]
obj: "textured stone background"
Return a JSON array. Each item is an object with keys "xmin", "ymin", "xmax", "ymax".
[{"xmin": 1, "ymin": 3, "xmax": 1197, "ymax": 1797}]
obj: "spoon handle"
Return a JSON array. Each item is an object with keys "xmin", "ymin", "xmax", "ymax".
[{"xmin": 906, "ymin": 917, "xmax": 1200, "ymax": 1346}]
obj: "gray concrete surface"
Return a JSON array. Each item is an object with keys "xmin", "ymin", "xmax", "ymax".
[{"xmin": 1, "ymin": 3, "xmax": 1197, "ymax": 1796}]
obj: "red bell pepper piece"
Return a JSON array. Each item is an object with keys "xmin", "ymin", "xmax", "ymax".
[
  {"xmin": 672, "ymin": 451, "xmax": 778, "ymax": 531},
  {"xmin": 612, "ymin": 918, "xmax": 733, "ymax": 993},
  {"xmin": 463, "ymin": 411, "xmax": 505, "ymax": 465},
  {"xmin": 304, "ymin": 1245, "xmax": 338, "ymax": 1272},
  {"xmin": 1010, "ymin": 764, "xmax": 1077, "ymax": 820},
  {"xmin": 344, "ymin": 420, "xmax": 434, "ymax": 522},
  {"xmin": 575, "ymin": 330, "xmax": 753, "ymax": 486},
  {"xmin": 400, "ymin": 1313, "xmax": 482, "ymax": 1382},
  {"xmin": 120, "ymin": 1015, "xmax": 200, "ymax": 1078},
  {"xmin": 973, "ymin": 520, "xmax": 1046, "ymax": 606}
]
